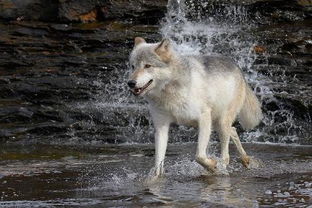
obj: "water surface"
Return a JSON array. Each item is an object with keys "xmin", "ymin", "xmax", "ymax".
[{"xmin": 0, "ymin": 143, "xmax": 311, "ymax": 207}]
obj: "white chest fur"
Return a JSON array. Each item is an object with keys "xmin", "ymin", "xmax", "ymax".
[{"xmin": 150, "ymin": 89, "xmax": 202, "ymax": 126}]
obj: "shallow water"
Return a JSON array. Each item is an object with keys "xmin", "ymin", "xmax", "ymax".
[{"xmin": 0, "ymin": 143, "xmax": 311, "ymax": 207}]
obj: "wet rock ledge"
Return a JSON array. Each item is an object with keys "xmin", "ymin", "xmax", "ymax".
[{"xmin": 0, "ymin": 0, "xmax": 167, "ymax": 23}]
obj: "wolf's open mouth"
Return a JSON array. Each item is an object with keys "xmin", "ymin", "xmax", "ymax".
[{"xmin": 131, "ymin": 79, "xmax": 153, "ymax": 96}]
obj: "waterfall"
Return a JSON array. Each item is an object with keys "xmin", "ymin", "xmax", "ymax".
[{"xmin": 72, "ymin": 0, "xmax": 310, "ymax": 144}]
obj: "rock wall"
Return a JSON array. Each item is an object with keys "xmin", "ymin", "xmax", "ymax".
[{"xmin": 0, "ymin": 0, "xmax": 167, "ymax": 22}]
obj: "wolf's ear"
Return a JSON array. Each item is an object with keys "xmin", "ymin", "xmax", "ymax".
[
  {"xmin": 155, "ymin": 39, "xmax": 171, "ymax": 63},
  {"xmin": 134, "ymin": 37, "xmax": 146, "ymax": 47}
]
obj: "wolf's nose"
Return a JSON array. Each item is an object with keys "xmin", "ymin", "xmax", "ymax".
[{"xmin": 127, "ymin": 80, "xmax": 137, "ymax": 89}]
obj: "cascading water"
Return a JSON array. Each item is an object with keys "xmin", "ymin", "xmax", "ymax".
[
  {"xmin": 140, "ymin": 0, "xmax": 310, "ymax": 144},
  {"xmin": 160, "ymin": 0, "xmax": 310, "ymax": 144},
  {"xmin": 70, "ymin": 0, "xmax": 311, "ymax": 145}
]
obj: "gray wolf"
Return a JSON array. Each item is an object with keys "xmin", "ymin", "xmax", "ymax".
[{"xmin": 127, "ymin": 37, "xmax": 262, "ymax": 178}]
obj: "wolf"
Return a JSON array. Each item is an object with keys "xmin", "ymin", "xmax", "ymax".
[{"xmin": 127, "ymin": 37, "xmax": 262, "ymax": 178}]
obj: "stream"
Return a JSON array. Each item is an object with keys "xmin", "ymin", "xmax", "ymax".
[{"xmin": 0, "ymin": 143, "xmax": 312, "ymax": 207}]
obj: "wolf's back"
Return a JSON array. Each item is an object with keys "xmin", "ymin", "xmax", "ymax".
[{"xmin": 238, "ymin": 85, "xmax": 263, "ymax": 130}]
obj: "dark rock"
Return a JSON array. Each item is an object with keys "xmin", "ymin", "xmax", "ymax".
[
  {"xmin": 0, "ymin": 0, "xmax": 58, "ymax": 21},
  {"xmin": 0, "ymin": 78, "xmax": 10, "ymax": 84},
  {"xmin": 26, "ymin": 123, "xmax": 68, "ymax": 135},
  {"xmin": 58, "ymin": 0, "xmax": 168, "ymax": 23},
  {"xmin": 0, "ymin": 0, "xmax": 168, "ymax": 23},
  {"xmin": 13, "ymin": 27, "xmax": 48, "ymax": 37},
  {"xmin": 0, "ymin": 106, "xmax": 33, "ymax": 123},
  {"xmin": 268, "ymin": 56, "xmax": 294, "ymax": 66}
]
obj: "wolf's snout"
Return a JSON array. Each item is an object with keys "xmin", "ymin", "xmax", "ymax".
[{"xmin": 127, "ymin": 80, "xmax": 137, "ymax": 89}]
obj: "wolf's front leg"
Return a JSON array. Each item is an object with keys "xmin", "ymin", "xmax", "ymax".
[
  {"xmin": 195, "ymin": 108, "xmax": 217, "ymax": 172},
  {"xmin": 153, "ymin": 123, "xmax": 169, "ymax": 177}
]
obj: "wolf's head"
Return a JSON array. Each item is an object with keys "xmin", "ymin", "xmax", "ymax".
[{"xmin": 127, "ymin": 37, "xmax": 175, "ymax": 97}]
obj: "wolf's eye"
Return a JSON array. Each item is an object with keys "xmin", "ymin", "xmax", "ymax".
[{"xmin": 144, "ymin": 64, "xmax": 151, "ymax": 68}]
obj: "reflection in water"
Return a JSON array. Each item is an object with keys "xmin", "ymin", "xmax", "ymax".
[
  {"xmin": 146, "ymin": 162, "xmax": 260, "ymax": 207},
  {"xmin": 202, "ymin": 177, "xmax": 242, "ymax": 207}
]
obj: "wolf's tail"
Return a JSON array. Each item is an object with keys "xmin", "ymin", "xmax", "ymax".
[{"xmin": 238, "ymin": 84, "xmax": 263, "ymax": 130}]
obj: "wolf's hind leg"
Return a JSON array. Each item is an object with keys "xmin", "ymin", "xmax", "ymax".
[
  {"xmin": 217, "ymin": 122, "xmax": 231, "ymax": 167},
  {"xmin": 196, "ymin": 108, "xmax": 217, "ymax": 172},
  {"xmin": 230, "ymin": 127, "xmax": 250, "ymax": 168}
]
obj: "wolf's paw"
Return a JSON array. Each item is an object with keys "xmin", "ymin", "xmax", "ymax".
[
  {"xmin": 223, "ymin": 157, "xmax": 230, "ymax": 166},
  {"xmin": 144, "ymin": 166, "xmax": 163, "ymax": 184},
  {"xmin": 215, "ymin": 160, "xmax": 230, "ymax": 176},
  {"xmin": 145, "ymin": 174, "xmax": 161, "ymax": 185},
  {"xmin": 241, "ymin": 155, "xmax": 251, "ymax": 168},
  {"xmin": 208, "ymin": 159, "xmax": 218, "ymax": 173},
  {"xmin": 196, "ymin": 156, "xmax": 217, "ymax": 173}
]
